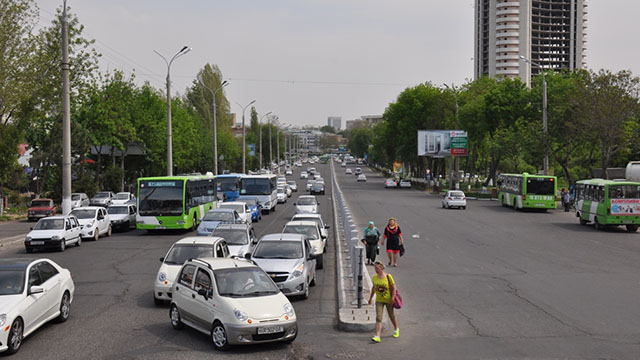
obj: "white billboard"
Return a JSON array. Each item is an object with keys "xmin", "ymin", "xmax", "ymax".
[{"xmin": 417, "ymin": 130, "xmax": 467, "ymax": 157}]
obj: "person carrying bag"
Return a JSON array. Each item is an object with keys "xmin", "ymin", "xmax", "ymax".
[
  {"xmin": 362, "ymin": 221, "xmax": 381, "ymax": 265},
  {"xmin": 368, "ymin": 261, "xmax": 400, "ymax": 343}
]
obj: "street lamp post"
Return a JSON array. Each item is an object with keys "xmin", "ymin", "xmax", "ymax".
[
  {"xmin": 269, "ymin": 116, "xmax": 273, "ymax": 171},
  {"xmin": 259, "ymin": 112, "xmax": 272, "ymax": 171},
  {"xmin": 198, "ymin": 76, "xmax": 228, "ymax": 175},
  {"xmin": 237, "ymin": 100, "xmax": 256, "ymax": 174},
  {"xmin": 154, "ymin": 46, "xmax": 191, "ymax": 176},
  {"xmin": 444, "ymin": 83, "xmax": 460, "ymax": 189},
  {"xmin": 520, "ymin": 55, "xmax": 549, "ymax": 175}
]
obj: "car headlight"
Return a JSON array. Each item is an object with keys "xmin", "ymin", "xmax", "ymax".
[
  {"xmin": 234, "ymin": 309, "xmax": 248, "ymax": 321},
  {"xmin": 158, "ymin": 272, "xmax": 167, "ymax": 282},
  {"xmin": 284, "ymin": 303, "xmax": 295, "ymax": 317},
  {"xmin": 25, "ymin": 236, "xmax": 32, "ymax": 242},
  {"xmin": 291, "ymin": 263, "xmax": 304, "ymax": 279},
  {"xmin": 0, "ymin": 314, "xmax": 6, "ymax": 327},
  {"xmin": 51, "ymin": 235, "xmax": 60, "ymax": 240},
  {"xmin": 87, "ymin": 220, "xmax": 94, "ymax": 227}
]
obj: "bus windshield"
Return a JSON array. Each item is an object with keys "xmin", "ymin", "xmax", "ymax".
[
  {"xmin": 218, "ymin": 177, "xmax": 239, "ymax": 191},
  {"xmin": 526, "ymin": 178, "xmax": 555, "ymax": 195},
  {"xmin": 139, "ymin": 180, "xmax": 184, "ymax": 216},
  {"xmin": 240, "ymin": 178, "xmax": 272, "ymax": 195},
  {"xmin": 609, "ymin": 185, "xmax": 640, "ymax": 199}
]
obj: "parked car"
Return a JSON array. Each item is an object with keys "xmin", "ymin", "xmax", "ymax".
[
  {"xmin": 277, "ymin": 187, "xmax": 288, "ymax": 203},
  {"xmin": 249, "ymin": 233, "xmax": 316, "ymax": 299},
  {"xmin": 219, "ymin": 202, "xmax": 252, "ymax": 224},
  {"xmin": 385, "ymin": 178, "xmax": 397, "ymax": 188},
  {"xmin": 294, "ymin": 195, "xmax": 319, "ymax": 214},
  {"xmin": 27, "ymin": 199, "xmax": 56, "ymax": 222},
  {"xmin": 287, "ymin": 181, "xmax": 298, "ymax": 192},
  {"xmin": 70, "ymin": 193, "xmax": 90, "ymax": 209},
  {"xmin": 24, "ymin": 215, "xmax": 82, "ymax": 252},
  {"xmin": 357, "ymin": 174, "xmax": 367, "ymax": 182},
  {"xmin": 212, "ymin": 223, "xmax": 257, "ymax": 258},
  {"xmin": 354, "ymin": 168, "xmax": 362, "ymax": 176},
  {"xmin": 197, "ymin": 208, "xmax": 244, "ymax": 236},
  {"xmin": 282, "ymin": 221, "xmax": 326, "ymax": 269},
  {"xmin": 90, "ymin": 191, "xmax": 115, "ymax": 207},
  {"xmin": 399, "ymin": 179, "xmax": 412, "ymax": 188},
  {"xmin": 442, "ymin": 190, "xmax": 467, "ymax": 209},
  {"xmin": 285, "ymin": 169, "xmax": 293, "ymax": 176},
  {"xmin": 345, "ymin": 168, "xmax": 352, "ymax": 175},
  {"xmin": 236, "ymin": 196, "xmax": 262, "ymax": 222},
  {"xmin": 0, "ymin": 258, "xmax": 74, "ymax": 355},
  {"xmin": 291, "ymin": 213, "xmax": 330, "ymax": 239},
  {"xmin": 107, "ymin": 204, "xmax": 137, "ymax": 231},
  {"xmin": 310, "ymin": 182, "xmax": 325, "ymax": 195},
  {"xmin": 154, "ymin": 236, "xmax": 230, "ymax": 305},
  {"xmin": 169, "ymin": 258, "xmax": 297, "ymax": 350},
  {"xmin": 111, "ymin": 192, "xmax": 136, "ymax": 205},
  {"xmin": 70, "ymin": 206, "xmax": 112, "ymax": 241},
  {"xmin": 341, "ymin": 162, "xmax": 346, "ymax": 167},
  {"xmin": 300, "ymin": 171, "xmax": 308, "ymax": 179}
]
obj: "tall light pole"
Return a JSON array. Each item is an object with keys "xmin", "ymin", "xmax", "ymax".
[
  {"xmin": 276, "ymin": 126, "xmax": 280, "ymax": 174},
  {"xmin": 197, "ymin": 76, "xmax": 228, "ymax": 175},
  {"xmin": 520, "ymin": 55, "xmax": 549, "ymax": 175},
  {"xmin": 259, "ymin": 112, "xmax": 272, "ymax": 170},
  {"xmin": 237, "ymin": 100, "xmax": 256, "ymax": 174},
  {"xmin": 61, "ymin": 0, "xmax": 71, "ymax": 215},
  {"xmin": 154, "ymin": 46, "xmax": 191, "ymax": 176},
  {"xmin": 444, "ymin": 83, "xmax": 460, "ymax": 189},
  {"xmin": 268, "ymin": 115, "xmax": 273, "ymax": 171}
]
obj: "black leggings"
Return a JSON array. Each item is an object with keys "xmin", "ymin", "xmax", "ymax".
[{"xmin": 365, "ymin": 242, "xmax": 377, "ymax": 262}]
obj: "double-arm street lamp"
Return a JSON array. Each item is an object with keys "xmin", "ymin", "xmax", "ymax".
[
  {"xmin": 237, "ymin": 100, "xmax": 256, "ymax": 174},
  {"xmin": 154, "ymin": 46, "xmax": 191, "ymax": 176},
  {"xmin": 198, "ymin": 76, "xmax": 228, "ymax": 175},
  {"xmin": 259, "ymin": 112, "xmax": 272, "ymax": 170},
  {"xmin": 520, "ymin": 55, "xmax": 549, "ymax": 175}
]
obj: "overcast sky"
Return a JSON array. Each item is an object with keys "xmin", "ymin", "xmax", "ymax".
[{"xmin": 34, "ymin": 0, "xmax": 640, "ymax": 128}]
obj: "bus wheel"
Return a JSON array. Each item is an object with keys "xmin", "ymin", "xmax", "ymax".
[
  {"xmin": 192, "ymin": 216, "xmax": 198, "ymax": 231},
  {"xmin": 594, "ymin": 218, "xmax": 602, "ymax": 231},
  {"xmin": 513, "ymin": 201, "xmax": 517, "ymax": 211},
  {"xmin": 579, "ymin": 216, "xmax": 588, "ymax": 226},
  {"xmin": 626, "ymin": 225, "xmax": 638, "ymax": 233}
]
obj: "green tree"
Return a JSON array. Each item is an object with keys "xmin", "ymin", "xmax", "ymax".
[
  {"xmin": 348, "ymin": 127, "xmax": 373, "ymax": 158},
  {"xmin": 319, "ymin": 125, "xmax": 336, "ymax": 133}
]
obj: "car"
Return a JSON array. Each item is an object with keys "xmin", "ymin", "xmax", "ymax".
[
  {"xmin": 282, "ymin": 183, "xmax": 292, "ymax": 197},
  {"xmin": 354, "ymin": 168, "xmax": 362, "ymax": 176},
  {"xmin": 111, "ymin": 192, "xmax": 136, "ymax": 205},
  {"xmin": 282, "ymin": 221, "xmax": 326, "ymax": 269},
  {"xmin": 300, "ymin": 171, "xmax": 308, "ymax": 179},
  {"xmin": 219, "ymin": 202, "xmax": 252, "ymax": 224},
  {"xmin": 341, "ymin": 162, "xmax": 346, "ymax": 167},
  {"xmin": 70, "ymin": 193, "xmax": 90, "ymax": 209},
  {"xmin": 442, "ymin": 190, "xmax": 467, "ymax": 209},
  {"xmin": 27, "ymin": 198, "xmax": 56, "ymax": 222},
  {"xmin": 345, "ymin": 168, "xmax": 352, "ymax": 175},
  {"xmin": 385, "ymin": 178, "xmax": 398, "ymax": 188},
  {"xmin": 107, "ymin": 204, "xmax": 137, "ymax": 231},
  {"xmin": 70, "ymin": 206, "xmax": 112, "ymax": 241},
  {"xmin": 357, "ymin": 174, "xmax": 367, "ymax": 182},
  {"xmin": 313, "ymin": 172, "xmax": 322, "ymax": 180},
  {"xmin": 277, "ymin": 187, "xmax": 288, "ymax": 203},
  {"xmin": 294, "ymin": 195, "xmax": 319, "ymax": 214},
  {"xmin": 399, "ymin": 179, "xmax": 412, "ymax": 188},
  {"xmin": 154, "ymin": 236, "xmax": 230, "ymax": 305},
  {"xmin": 90, "ymin": 191, "xmax": 115, "ymax": 207},
  {"xmin": 197, "ymin": 208, "xmax": 244, "ymax": 236},
  {"xmin": 169, "ymin": 257, "xmax": 297, "ymax": 350},
  {"xmin": 212, "ymin": 223, "xmax": 257, "ymax": 258},
  {"xmin": 24, "ymin": 216, "xmax": 82, "ymax": 252},
  {"xmin": 291, "ymin": 213, "xmax": 330, "ymax": 239},
  {"xmin": 310, "ymin": 182, "xmax": 325, "ymax": 195},
  {"xmin": 287, "ymin": 181, "xmax": 298, "ymax": 192},
  {"xmin": 0, "ymin": 258, "xmax": 75, "ymax": 355},
  {"xmin": 236, "ymin": 196, "xmax": 262, "ymax": 222},
  {"xmin": 249, "ymin": 233, "xmax": 316, "ymax": 299},
  {"xmin": 285, "ymin": 169, "xmax": 293, "ymax": 176}
]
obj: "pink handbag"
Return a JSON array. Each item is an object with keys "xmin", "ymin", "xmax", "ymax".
[{"xmin": 387, "ymin": 275, "xmax": 403, "ymax": 309}]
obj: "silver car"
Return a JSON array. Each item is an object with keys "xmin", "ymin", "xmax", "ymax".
[
  {"xmin": 107, "ymin": 204, "xmax": 137, "ymax": 231},
  {"xmin": 90, "ymin": 191, "xmax": 114, "ymax": 207},
  {"xmin": 71, "ymin": 193, "xmax": 90, "ymax": 209},
  {"xmin": 442, "ymin": 190, "xmax": 467, "ymax": 209},
  {"xmin": 293, "ymin": 195, "xmax": 319, "ymax": 214}
]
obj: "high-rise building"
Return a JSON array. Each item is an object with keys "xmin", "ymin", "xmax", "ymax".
[
  {"xmin": 474, "ymin": 0, "xmax": 587, "ymax": 85},
  {"xmin": 327, "ymin": 116, "xmax": 342, "ymax": 131}
]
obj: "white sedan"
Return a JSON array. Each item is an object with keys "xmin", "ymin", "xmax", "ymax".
[
  {"xmin": 442, "ymin": 190, "xmax": 467, "ymax": 209},
  {"xmin": 24, "ymin": 216, "xmax": 82, "ymax": 253},
  {"xmin": 357, "ymin": 174, "xmax": 367, "ymax": 182},
  {"xmin": 219, "ymin": 202, "xmax": 253, "ymax": 224},
  {"xmin": 0, "ymin": 258, "xmax": 74, "ymax": 355},
  {"xmin": 70, "ymin": 206, "xmax": 112, "ymax": 241}
]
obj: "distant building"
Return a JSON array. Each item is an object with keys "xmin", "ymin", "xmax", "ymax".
[
  {"xmin": 346, "ymin": 115, "xmax": 383, "ymax": 130},
  {"xmin": 327, "ymin": 116, "xmax": 342, "ymax": 131}
]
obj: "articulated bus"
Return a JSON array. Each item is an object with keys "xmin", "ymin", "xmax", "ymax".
[
  {"xmin": 575, "ymin": 179, "xmax": 640, "ymax": 232},
  {"xmin": 216, "ymin": 173, "xmax": 244, "ymax": 202},
  {"xmin": 497, "ymin": 173, "xmax": 557, "ymax": 210},
  {"xmin": 136, "ymin": 175, "xmax": 218, "ymax": 231},
  {"xmin": 239, "ymin": 174, "xmax": 278, "ymax": 213}
]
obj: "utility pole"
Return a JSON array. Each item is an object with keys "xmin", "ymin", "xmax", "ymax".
[
  {"xmin": 276, "ymin": 127, "xmax": 280, "ymax": 174},
  {"xmin": 259, "ymin": 112, "xmax": 271, "ymax": 170},
  {"xmin": 268, "ymin": 116, "xmax": 273, "ymax": 172},
  {"xmin": 61, "ymin": 0, "xmax": 72, "ymax": 215}
]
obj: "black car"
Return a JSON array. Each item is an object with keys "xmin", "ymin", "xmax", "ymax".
[{"xmin": 310, "ymin": 182, "xmax": 325, "ymax": 195}]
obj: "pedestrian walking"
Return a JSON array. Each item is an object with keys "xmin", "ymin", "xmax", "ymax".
[
  {"xmin": 563, "ymin": 191, "xmax": 571, "ymax": 212},
  {"xmin": 560, "ymin": 188, "xmax": 566, "ymax": 209},
  {"xmin": 362, "ymin": 221, "xmax": 381, "ymax": 265},
  {"xmin": 368, "ymin": 261, "xmax": 399, "ymax": 343},
  {"xmin": 382, "ymin": 217, "xmax": 403, "ymax": 267}
]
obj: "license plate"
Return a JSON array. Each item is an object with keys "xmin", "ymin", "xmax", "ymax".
[
  {"xmin": 31, "ymin": 241, "xmax": 44, "ymax": 245},
  {"xmin": 257, "ymin": 325, "xmax": 284, "ymax": 334},
  {"xmin": 536, "ymin": 203, "xmax": 544, "ymax": 207},
  {"xmin": 156, "ymin": 226, "xmax": 166, "ymax": 229},
  {"xmin": 622, "ymin": 220, "xmax": 633, "ymax": 224}
]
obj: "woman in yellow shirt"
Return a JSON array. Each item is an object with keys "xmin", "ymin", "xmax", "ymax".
[{"xmin": 367, "ymin": 261, "xmax": 399, "ymax": 343}]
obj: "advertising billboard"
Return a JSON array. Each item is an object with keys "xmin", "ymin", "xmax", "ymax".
[{"xmin": 417, "ymin": 130, "xmax": 468, "ymax": 157}]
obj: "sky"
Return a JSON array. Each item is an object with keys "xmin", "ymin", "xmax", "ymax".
[{"xmin": 34, "ymin": 0, "xmax": 640, "ymax": 129}]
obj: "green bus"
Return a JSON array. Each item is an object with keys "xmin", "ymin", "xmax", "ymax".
[
  {"xmin": 574, "ymin": 179, "xmax": 640, "ymax": 232},
  {"xmin": 136, "ymin": 175, "xmax": 218, "ymax": 231},
  {"xmin": 497, "ymin": 173, "xmax": 557, "ymax": 210}
]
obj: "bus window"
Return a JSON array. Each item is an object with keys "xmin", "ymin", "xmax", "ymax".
[{"xmin": 609, "ymin": 185, "xmax": 640, "ymax": 199}]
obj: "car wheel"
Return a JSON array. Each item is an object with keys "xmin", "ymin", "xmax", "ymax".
[
  {"xmin": 6, "ymin": 318, "xmax": 23, "ymax": 355},
  {"xmin": 25, "ymin": 246, "xmax": 33, "ymax": 253},
  {"xmin": 76, "ymin": 236, "xmax": 82, "ymax": 246},
  {"xmin": 154, "ymin": 295, "xmax": 164, "ymax": 306},
  {"xmin": 170, "ymin": 304, "xmax": 185, "ymax": 330},
  {"xmin": 316, "ymin": 254, "xmax": 324, "ymax": 269},
  {"xmin": 106, "ymin": 225, "xmax": 112, "ymax": 237},
  {"xmin": 55, "ymin": 291, "xmax": 71, "ymax": 323},
  {"xmin": 462, "ymin": 206, "xmax": 466, "ymax": 210},
  {"xmin": 211, "ymin": 321, "xmax": 231, "ymax": 351},
  {"xmin": 579, "ymin": 216, "xmax": 588, "ymax": 225},
  {"xmin": 59, "ymin": 239, "xmax": 66, "ymax": 252},
  {"xmin": 124, "ymin": 221, "xmax": 130, "ymax": 231},
  {"xmin": 442, "ymin": 202, "xmax": 445, "ymax": 208},
  {"xmin": 93, "ymin": 230, "xmax": 99, "ymax": 241},
  {"xmin": 302, "ymin": 282, "xmax": 310, "ymax": 300}
]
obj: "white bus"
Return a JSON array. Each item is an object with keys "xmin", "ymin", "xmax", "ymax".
[{"xmin": 239, "ymin": 174, "xmax": 278, "ymax": 213}]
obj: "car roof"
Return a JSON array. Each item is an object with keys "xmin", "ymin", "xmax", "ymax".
[
  {"xmin": 297, "ymin": 195, "xmax": 316, "ymax": 199},
  {"xmin": 0, "ymin": 258, "xmax": 41, "ymax": 270},
  {"xmin": 292, "ymin": 213, "xmax": 322, "ymax": 219},
  {"xmin": 213, "ymin": 223, "xmax": 251, "ymax": 231},
  {"xmin": 174, "ymin": 236, "xmax": 227, "ymax": 245},
  {"xmin": 31, "ymin": 198, "xmax": 53, "ymax": 201},
  {"xmin": 115, "ymin": 192, "xmax": 131, "ymax": 195},
  {"xmin": 220, "ymin": 202, "xmax": 245, "ymax": 206},
  {"xmin": 39, "ymin": 215, "xmax": 68, "ymax": 220},
  {"xmin": 72, "ymin": 206, "xmax": 103, "ymax": 210},
  {"xmin": 108, "ymin": 203, "xmax": 132, "ymax": 208},
  {"xmin": 186, "ymin": 257, "xmax": 256, "ymax": 270},
  {"xmin": 284, "ymin": 220, "xmax": 318, "ymax": 227},
  {"xmin": 259, "ymin": 233, "xmax": 306, "ymax": 242},
  {"xmin": 207, "ymin": 208, "xmax": 236, "ymax": 213}
]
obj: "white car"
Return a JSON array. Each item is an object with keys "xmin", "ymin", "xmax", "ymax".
[
  {"xmin": 70, "ymin": 193, "xmax": 89, "ymax": 209},
  {"xmin": 399, "ymin": 179, "xmax": 412, "ymax": 188},
  {"xmin": 219, "ymin": 202, "xmax": 252, "ymax": 224},
  {"xmin": 169, "ymin": 258, "xmax": 297, "ymax": 350},
  {"xmin": 111, "ymin": 192, "xmax": 136, "ymax": 205},
  {"xmin": 345, "ymin": 168, "xmax": 352, "ymax": 175},
  {"xmin": 285, "ymin": 169, "xmax": 293, "ymax": 176},
  {"xmin": 442, "ymin": 190, "xmax": 467, "ymax": 209},
  {"xmin": 300, "ymin": 171, "xmax": 308, "ymax": 179},
  {"xmin": 277, "ymin": 187, "xmax": 288, "ymax": 203},
  {"xmin": 154, "ymin": 236, "xmax": 230, "ymax": 305},
  {"xmin": 385, "ymin": 178, "xmax": 397, "ymax": 188},
  {"xmin": 70, "ymin": 206, "xmax": 112, "ymax": 241},
  {"xmin": 0, "ymin": 258, "xmax": 75, "ymax": 355},
  {"xmin": 294, "ymin": 195, "xmax": 319, "ymax": 214},
  {"xmin": 291, "ymin": 213, "xmax": 330, "ymax": 239},
  {"xmin": 282, "ymin": 220, "xmax": 326, "ymax": 269},
  {"xmin": 24, "ymin": 215, "xmax": 82, "ymax": 253},
  {"xmin": 357, "ymin": 174, "xmax": 367, "ymax": 182},
  {"xmin": 107, "ymin": 204, "xmax": 137, "ymax": 231}
]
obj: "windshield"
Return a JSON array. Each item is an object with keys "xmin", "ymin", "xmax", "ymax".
[
  {"xmin": 240, "ymin": 178, "xmax": 272, "ymax": 195},
  {"xmin": 297, "ymin": 198, "xmax": 316, "ymax": 205},
  {"xmin": 220, "ymin": 204, "xmax": 244, "ymax": 213},
  {"xmin": 294, "ymin": 217, "xmax": 322, "ymax": 227},
  {"xmin": 70, "ymin": 209, "xmax": 96, "ymax": 219},
  {"xmin": 95, "ymin": 192, "xmax": 110, "ymax": 198},
  {"xmin": 214, "ymin": 268, "xmax": 278, "ymax": 297},
  {"xmin": 212, "ymin": 229, "xmax": 248, "ymax": 245},
  {"xmin": 252, "ymin": 241, "xmax": 303, "ymax": 259},
  {"xmin": 138, "ymin": 180, "xmax": 184, "ymax": 216},
  {"xmin": 203, "ymin": 211, "xmax": 234, "ymax": 222},
  {"xmin": 283, "ymin": 225, "xmax": 319, "ymax": 239},
  {"xmin": 34, "ymin": 218, "xmax": 64, "ymax": 230},
  {"xmin": 609, "ymin": 185, "xmax": 640, "ymax": 199},
  {"xmin": 107, "ymin": 206, "xmax": 128, "ymax": 215},
  {"xmin": 71, "ymin": 194, "xmax": 80, "ymax": 200},
  {"xmin": 113, "ymin": 193, "xmax": 130, "ymax": 200},
  {"xmin": 277, "ymin": 188, "xmax": 285, "ymax": 194},
  {"xmin": 0, "ymin": 270, "xmax": 25, "ymax": 295},
  {"xmin": 218, "ymin": 177, "xmax": 239, "ymax": 191},
  {"xmin": 164, "ymin": 244, "xmax": 214, "ymax": 265},
  {"xmin": 31, "ymin": 200, "xmax": 51, "ymax": 207},
  {"xmin": 525, "ymin": 177, "xmax": 555, "ymax": 195}
]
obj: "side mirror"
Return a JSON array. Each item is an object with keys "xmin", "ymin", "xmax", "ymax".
[
  {"xmin": 321, "ymin": 235, "xmax": 327, "ymax": 240},
  {"xmin": 307, "ymin": 253, "xmax": 316, "ymax": 261},
  {"xmin": 292, "ymin": 203, "xmax": 296, "ymax": 206},
  {"xmin": 324, "ymin": 225, "xmax": 330, "ymax": 229},
  {"xmin": 28, "ymin": 286, "xmax": 44, "ymax": 295},
  {"xmin": 197, "ymin": 288, "xmax": 208, "ymax": 299},
  {"xmin": 30, "ymin": 227, "xmax": 33, "ymax": 231},
  {"xmin": 159, "ymin": 257, "xmax": 164, "ymax": 262},
  {"xmin": 244, "ymin": 252, "xmax": 252, "ymax": 260}
]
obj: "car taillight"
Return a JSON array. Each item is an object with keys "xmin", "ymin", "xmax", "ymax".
[
  {"xmin": 448, "ymin": 197, "xmax": 453, "ymax": 200},
  {"xmin": 462, "ymin": 197, "xmax": 466, "ymax": 200}
]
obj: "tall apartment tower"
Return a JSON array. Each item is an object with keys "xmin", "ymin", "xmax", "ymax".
[
  {"xmin": 474, "ymin": 0, "xmax": 587, "ymax": 85},
  {"xmin": 327, "ymin": 116, "xmax": 342, "ymax": 131}
]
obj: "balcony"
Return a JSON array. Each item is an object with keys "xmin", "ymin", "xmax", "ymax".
[
  {"xmin": 496, "ymin": 68, "xmax": 520, "ymax": 76},
  {"xmin": 496, "ymin": 24, "xmax": 520, "ymax": 31},
  {"xmin": 496, "ymin": 8, "xmax": 520, "ymax": 17},
  {"xmin": 496, "ymin": 39, "xmax": 520, "ymax": 46},
  {"xmin": 496, "ymin": 1, "xmax": 520, "ymax": 8}
]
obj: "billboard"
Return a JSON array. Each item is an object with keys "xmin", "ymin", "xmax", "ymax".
[
  {"xmin": 393, "ymin": 161, "xmax": 403, "ymax": 174},
  {"xmin": 417, "ymin": 130, "xmax": 468, "ymax": 157}
]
